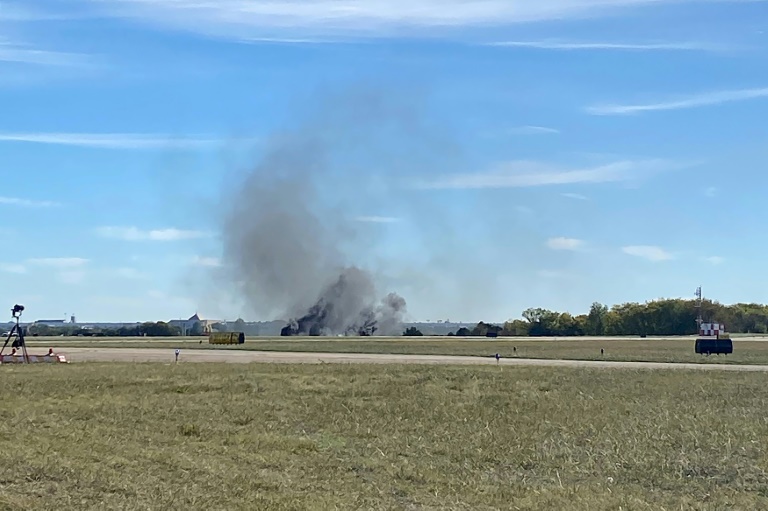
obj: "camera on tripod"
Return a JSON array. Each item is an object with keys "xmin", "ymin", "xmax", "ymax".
[{"xmin": 11, "ymin": 304, "xmax": 24, "ymax": 318}]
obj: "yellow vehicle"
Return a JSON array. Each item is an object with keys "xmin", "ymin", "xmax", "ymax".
[{"xmin": 208, "ymin": 332, "xmax": 246, "ymax": 345}]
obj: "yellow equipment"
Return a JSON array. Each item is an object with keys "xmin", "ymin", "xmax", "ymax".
[{"xmin": 208, "ymin": 332, "xmax": 246, "ymax": 345}]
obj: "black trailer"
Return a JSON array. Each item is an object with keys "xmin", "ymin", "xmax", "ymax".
[{"xmin": 695, "ymin": 338, "xmax": 733, "ymax": 355}]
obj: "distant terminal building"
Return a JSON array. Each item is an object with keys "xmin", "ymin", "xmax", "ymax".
[
  {"xmin": 33, "ymin": 319, "xmax": 68, "ymax": 327},
  {"xmin": 169, "ymin": 313, "xmax": 222, "ymax": 335}
]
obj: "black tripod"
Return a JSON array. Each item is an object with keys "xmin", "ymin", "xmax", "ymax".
[{"xmin": 1, "ymin": 305, "xmax": 29, "ymax": 364}]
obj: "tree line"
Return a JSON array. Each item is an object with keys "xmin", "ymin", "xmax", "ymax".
[
  {"xmin": 21, "ymin": 319, "xmax": 262, "ymax": 338},
  {"xmin": 420, "ymin": 299, "xmax": 768, "ymax": 337},
  {"xmin": 24, "ymin": 322, "xmax": 182, "ymax": 337},
  {"xmin": 19, "ymin": 298, "xmax": 768, "ymax": 338}
]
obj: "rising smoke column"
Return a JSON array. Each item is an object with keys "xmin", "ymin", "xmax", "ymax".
[
  {"xmin": 218, "ymin": 119, "xmax": 407, "ymax": 336},
  {"xmin": 280, "ymin": 267, "xmax": 406, "ymax": 336}
]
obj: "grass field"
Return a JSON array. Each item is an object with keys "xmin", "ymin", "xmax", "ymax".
[
  {"xmin": 1, "ymin": 363, "xmax": 767, "ymax": 509},
  {"xmin": 25, "ymin": 336, "xmax": 768, "ymax": 365}
]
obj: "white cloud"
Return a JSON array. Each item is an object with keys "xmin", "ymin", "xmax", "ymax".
[
  {"xmin": 410, "ymin": 159, "xmax": 681, "ymax": 190},
  {"xmin": 83, "ymin": 0, "xmax": 757, "ymax": 39},
  {"xmin": 703, "ymin": 256, "xmax": 725, "ymax": 265},
  {"xmin": 27, "ymin": 257, "xmax": 90, "ymax": 268},
  {"xmin": 546, "ymin": 237, "xmax": 585, "ymax": 251},
  {"xmin": 95, "ymin": 226, "xmax": 212, "ymax": 241},
  {"xmin": 0, "ymin": 132, "xmax": 252, "ymax": 150},
  {"xmin": 561, "ymin": 192, "xmax": 589, "ymax": 200},
  {"xmin": 506, "ymin": 125, "xmax": 560, "ymax": 135},
  {"xmin": 0, "ymin": 196, "xmax": 59, "ymax": 207},
  {"xmin": 0, "ymin": 263, "xmax": 26, "ymax": 274},
  {"xmin": 587, "ymin": 87, "xmax": 768, "ymax": 115},
  {"xmin": 355, "ymin": 216, "xmax": 401, "ymax": 223},
  {"xmin": 486, "ymin": 40, "xmax": 731, "ymax": 51},
  {"xmin": 622, "ymin": 245, "xmax": 674, "ymax": 262}
]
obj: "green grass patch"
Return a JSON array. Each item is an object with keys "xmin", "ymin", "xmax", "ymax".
[
  {"xmin": 27, "ymin": 337, "xmax": 768, "ymax": 365},
  {"xmin": 0, "ymin": 363, "xmax": 767, "ymax": 509}
]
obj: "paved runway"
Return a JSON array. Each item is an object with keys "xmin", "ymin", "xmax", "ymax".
[{"xmin": 49, "ymin": 347, "xmax": 768, "ymax": 372}]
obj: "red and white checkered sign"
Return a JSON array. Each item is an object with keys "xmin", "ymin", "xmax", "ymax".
[{"xmin": 700, "ymin": 322, "xmax": 725, "ymax": 336}]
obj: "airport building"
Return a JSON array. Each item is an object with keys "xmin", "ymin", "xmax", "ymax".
[{"xmin": 168, "ymin": 313, "xmax": 222, "ymax": 336}]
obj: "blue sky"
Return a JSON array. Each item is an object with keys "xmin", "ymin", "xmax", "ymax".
[{"xmin": 1, "ymin": 0, "xmax": 767, "ymax": 323}]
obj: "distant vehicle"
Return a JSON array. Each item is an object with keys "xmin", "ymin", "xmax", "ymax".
[{"xmin": 208, "ymin": 332, "xmax": 246, "ymax": 345}]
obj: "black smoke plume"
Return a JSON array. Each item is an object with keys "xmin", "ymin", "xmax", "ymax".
[
  {"xmin": 280, "ymin": 267, "xmax": 407, "ymax": 336},
  {"xmin": 219, "ymin": 92, "xmax": 408, "ymax": 336}
]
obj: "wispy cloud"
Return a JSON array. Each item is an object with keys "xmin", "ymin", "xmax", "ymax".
[
  {"xmin": 0, "ymin": 196, "xmax": 60, "ymax": 207},
  {"xmin": 486, "ymin": 40, "xmax": 732, "ymax": 51},
  {"xmin": 703, "ymin": 256, "xmax": 725, "ymax": 265},
  {"xmin": 704, "ymin": 186, "xmax": 717, "ymax": 197},
  {"xmin": 410, "ymin": 159, "xmax": 682, "ymax": 190},
  {"xmin": 84, "ymin": 0, "xmax": 757, "ymax": 39},
  {"xmin": 96, "ymin": 226, "xmax": 212, "ymax": 241},
  {"xmin": 546, "ymin": 237, "xmax": 585, "ymax": 251},
  {"xmin": 622, "ymin": 245, "xmax": 674, "ymax": 262},
  {"xmin": 0, "ymin": 132, "xmax": 254, "ymax": 149},
  {"xmin": 355, "ymin": 216, "xmax": 401, "ymax": 223},
  {"xmin": 506, "ymin": 125, "xmax": 560, "ymax": 135},
  {"xmin": 0, "ymin": 263, "xmax": 26, "ymax": 274},
  {"xmin": 561, "ymin": 192, "xmax": 589, "ymax": 201},
  {"xmin": 0, "ymin": 41, "xmax": 92, "ymax": 67},
  {"xmin": 27, "ymin": 257, "xmax": 90, "ymax": 268},
  {"xmin": 240, "ymin": 36, "xmax": 349, "ymax": 44},
  {"xmin": 587, "ymin": 87, "xmax": 768, "ymax": 115}
]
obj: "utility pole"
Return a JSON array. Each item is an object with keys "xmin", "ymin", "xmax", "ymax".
[{"xmin": 695, "ymin": 286, "xmax": 703, "ymax": 334}]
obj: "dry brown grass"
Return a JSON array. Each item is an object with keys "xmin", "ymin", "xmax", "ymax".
[{"xmin": 0, "ymin": 363, "xmax": 767, "ymax": 509}]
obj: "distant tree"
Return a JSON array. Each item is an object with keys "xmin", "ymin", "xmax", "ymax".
[
  {"xmin": 471, "ymin": 322, "xmax": 503, "ymax": 337},
  {"xmin": 502, "ymin": 320, "xmax": 529, "ymax": 336},
  {"xmin": 28, "ymin": 324, "xmax": 51, "ymax": 337},
  {"xmin": 574, "ymin": 315, "xmax": 589, "ymax": 335},
  {"xmin": 455, "ymin": 327, "xmax": 471, "ymax": 336},
  {"xmin": 511, "ymin": 297, "xmax": 768, "ymax": 337},
  {"xmin": 585, "ymin": 302, "xmax": 608, "ymax": 336},
  {"xmin": 522, "ymin": 308, "xmax": 546, "ymax": 324},
  {"xmin": 188, "ymin": 322, "xmax": 204, "ymax": 336},
  {"xmin": 154, "ymin": 322, "xmax": 182, "ymax": 336},
  {"xmin": 115, "ymin": 325, "xmax": 141, "ymax": 336},
  {"xmin": 403, "ymin": 327, "xmax": 423, "ymax": 336},
  {"xmin": 521, "ymin": 308, "xmax": 559, "ymax": 336},
  {"xmin": 135, "ymin": 321, "xmax": 180, "ymax": 337}
]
